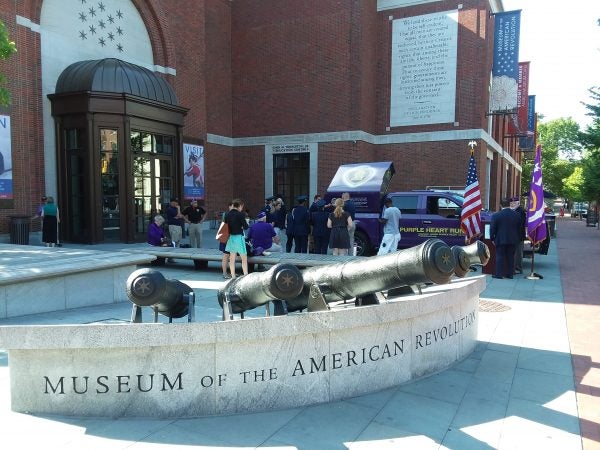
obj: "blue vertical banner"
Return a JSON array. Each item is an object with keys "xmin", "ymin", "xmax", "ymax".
[
  {"xmin": 490, "ymin": 10, "xmax": 521, "ymax": 112},
  {"xmin": 0, "ymin": 114, "xmax": 13, "ymax": 199},
  {"xmin": 519, "ymin": 95, "xmax": 536, "ymax": 150}
]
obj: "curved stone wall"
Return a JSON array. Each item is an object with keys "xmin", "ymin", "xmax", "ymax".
[{"xmin": 0, "ymin": 276, "xmax": 485, "ymax": 418}]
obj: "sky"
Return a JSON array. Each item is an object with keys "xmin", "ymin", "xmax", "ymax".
[{"xmin": 502, "ymin": 0, "xmax": 600, "ymax": 129}]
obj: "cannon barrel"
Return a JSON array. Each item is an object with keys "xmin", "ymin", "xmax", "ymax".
[
  {"xmin": 126, "ymin": 268, "xmax": 193, "ymax": 319},
  {"xmin": 217, "ymin": 263, "xmax": 304, "ymax": 314},
  {"xmin": 285, "ymin": 239, "xmax": 456, "ymax": 311},
  {"xmin": 451, "ymin": 241, "xmax": 491, "ymax": 278}
]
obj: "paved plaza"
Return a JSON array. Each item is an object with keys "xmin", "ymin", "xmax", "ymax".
[{"xmin": 0, "ymin": 217, "xmax": 598, "ymax": 449}]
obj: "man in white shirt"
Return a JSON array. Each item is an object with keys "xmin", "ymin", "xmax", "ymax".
[{"xmin": 377, "ymin": 198, "xmax": 401, "ymax": 255}]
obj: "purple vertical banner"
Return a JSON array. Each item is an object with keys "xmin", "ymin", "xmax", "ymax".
[
  {"xmin": 182, "ymin": 143, "xmax": 205, "ymax": 201},
  {"xmin": 490, "ymin": 10, "xmax": 521, "ymax": 112},
  {"xmin": 519, "ymin": 95, "xmax": 536, "ymax": 150},
  {"xmin": 526, "ymin": 145, "xmax": 547, "ymax": 244},
  {"xmin": 0, "ymin": 114, "xmax": 13, "ymax": 199}
]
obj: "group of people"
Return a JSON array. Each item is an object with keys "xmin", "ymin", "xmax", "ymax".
[
  {"xmin": 147, "ymin": 197, "xmax": 207, "ymax": 250},
  {"xmin": 269, "ymin": 192, "xmax": 358, "ymax": 256},
  {"xmin": 216, "ymin": 192, "xmax": 361, "ymax": 279},
  {"xmin": 148, "ymin": 191, "xmax": 404, "ymax": 279},
  {"xmin": 489, "ymin": 196, "xmax": 527, "ymax": 279}
]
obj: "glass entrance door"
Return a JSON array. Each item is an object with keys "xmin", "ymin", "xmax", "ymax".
[
  {"xmin": 100, "ymin": 129, "xmax": 120, "ymax": 240},
  {"xmin": 131, "ymin": 131, "xmax": 174, "ymax": 241},
  {"xmin": 273, "ymin": 153, "xmax": 310, "ymax": 207}
]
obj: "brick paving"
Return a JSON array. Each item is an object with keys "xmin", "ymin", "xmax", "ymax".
[{"xmin": 556, "ymin": 217, "xmax": 600, "ymax": 450}]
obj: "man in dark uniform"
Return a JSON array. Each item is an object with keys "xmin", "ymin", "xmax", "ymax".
[
  {"xmin": 510, "ymin": 196, "xmax": 527, "ymax": 274},
  {"xmin": 290, "ymin": 195, "xmax": 310, "ymax": 253},
  {"xmin": 309, "ymin": 194, "xmax": 322, "ymax": 213},
  {"xmin": 261, "ymin": 196, "xmax": 275, "ymax": 222},
  {"xmin": 490, "ymin": 197, "xmax": 521, "ymax": 279}
]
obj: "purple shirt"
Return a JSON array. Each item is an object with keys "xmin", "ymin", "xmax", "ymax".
[
  {"xmin": 248, "ymin": 221, "xmax": 276, "ymax": 250},
  {"xmin": 147, "ymin": 222, "xmax": 165, "ymax": 246}
]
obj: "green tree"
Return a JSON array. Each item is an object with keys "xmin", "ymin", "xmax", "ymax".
[
  {"xmin": 579, "ymin": 87, "xmax": 600, "ymax": 205},
  {"xmin": 0, "ymin": 20, "xmax": 17, "ymax": 106},
  {"xmin": 521, "ymin": 118, "xmax": 580, "ymax": 199},
  {"xmin": 562, "ymin": 166, "xmax": 585, "ymax": 202}
]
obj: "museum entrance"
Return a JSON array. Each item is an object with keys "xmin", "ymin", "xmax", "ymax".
[
  {"xmin": 273, "ymin": 153, "xmax": 310, "ymax": 207},
  {"xmin": 49, "ymin": 58, "xmax": 187, "ymax": 244}
]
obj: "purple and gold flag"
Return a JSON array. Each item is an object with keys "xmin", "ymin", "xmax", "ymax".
[{"xmin": 527, "ymin": 145, "xmax": 547, "ymax": 244}]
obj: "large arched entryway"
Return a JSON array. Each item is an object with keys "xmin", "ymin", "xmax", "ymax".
[{"xmin": 48, "ymin": 58, "xmax": 188, "ymax": 244}]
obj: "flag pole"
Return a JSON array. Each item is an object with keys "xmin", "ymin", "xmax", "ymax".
[
  {"xmin": 526, "ymin": 228, "xmax": 543, "ymax": 280},
  {"xmin": 526, "ymin": 144, "xmax": 546, "ymax": 281},
  {"xmin": 465, "ymin": 140, "xmax": 477, "ymax": 245}
]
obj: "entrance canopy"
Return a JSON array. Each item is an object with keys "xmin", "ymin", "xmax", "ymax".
[{"xmin": 55, "ymin": 58, "xmax": 179, "ymax": 105}]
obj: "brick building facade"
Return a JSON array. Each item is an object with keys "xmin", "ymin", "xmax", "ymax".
[{"xmin": 0, "ymin": 0, "xmax": 522, "ymax": 243}]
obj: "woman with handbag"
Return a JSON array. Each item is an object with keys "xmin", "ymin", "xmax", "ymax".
[
  {"xmin": 216, "ymin": 202, "xmax": 233, "ymax": 278},
  {"xmin": 224, "ymin": 199, "xmax": 249, "ymax": 278}
]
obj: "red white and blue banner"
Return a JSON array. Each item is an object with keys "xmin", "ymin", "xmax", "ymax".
[
  {"xmin": 520, "ymin": 95, "xmax": 536, "ymax": 150},
  {"xmin": 516, "ymin": 62, "xmax": 530, "ymax": 132},
  {"xmin": 0, "ymin": 114, "xmax": 12, "ymax": 199},
  {"xmin": 183, "ymin": 143, "xmax": 204, "ymax": 201},
  {"xmin": 490, "ymin": 10, "xmax": 521, "ymax": 112},
  {"xmin": 527, "ymin": 145, "xmax": 547, "ymax": 245}
]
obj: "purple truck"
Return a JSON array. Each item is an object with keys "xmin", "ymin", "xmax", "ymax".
[{"xmin": 324, "ymin": 161, "xmax": 491, "ymax": 256}]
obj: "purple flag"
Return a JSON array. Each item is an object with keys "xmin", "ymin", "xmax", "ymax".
[{"xmin": 527, "ymin": 145, "xmax": 547, "ymax": 244}]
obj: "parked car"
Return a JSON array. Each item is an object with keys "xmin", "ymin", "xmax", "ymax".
[{"xmin": 572, "ymin": 202, "xmax": 588, "ymax": 218}]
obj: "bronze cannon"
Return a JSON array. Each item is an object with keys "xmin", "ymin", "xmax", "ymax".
[
  {"xmin": 284, "ymin": 238, "xmax": 457, "ymax": 313},
  {"xmin": 126, "ymin": 268, "xmax": 195, "ymax": 322},
  {"xmin": 451, "ymin": 241, "xmax": 491, "ymax": 278},
  {"xmin": 217, "ymin": 263, "xmax": 304, "ymax": 318}
]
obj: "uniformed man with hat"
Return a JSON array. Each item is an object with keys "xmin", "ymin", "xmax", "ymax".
[{"xmin": 290, "ymin": 195, "xmax": 310, "ymax": 253}]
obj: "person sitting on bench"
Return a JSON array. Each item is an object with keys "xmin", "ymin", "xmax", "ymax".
[{"xmin": 248, "ymin": 211, "xmax": 282, "ymax": 255}]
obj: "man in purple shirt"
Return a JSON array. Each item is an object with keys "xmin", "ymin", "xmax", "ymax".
[{"xmin": 248, "ymin": 211, "xmax": 282, "ymax": 254}]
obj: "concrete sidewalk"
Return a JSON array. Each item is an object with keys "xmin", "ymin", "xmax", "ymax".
[{"xmin": 0, "ymin": 218, "xmax": 597, "ymax": 449}]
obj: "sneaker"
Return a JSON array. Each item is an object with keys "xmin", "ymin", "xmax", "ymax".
[
  {"xmin": 262, "ymin": 251, "xmax": 272, "ymax": 256},
  {"xmin": 223, "ymin": 274, "xmax": 231, "ymax": 279}
]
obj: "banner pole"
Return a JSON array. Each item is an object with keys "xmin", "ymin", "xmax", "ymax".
[{"xmin": 526, "ymin": 228, "xmax": 543, "ymax": 280}]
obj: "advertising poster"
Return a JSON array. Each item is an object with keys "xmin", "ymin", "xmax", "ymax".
[
  {"xmin": 183, "ymin": 143, "xmax": 204, "ymax": 200},
  {"xmin": 0, "ymin": 114, "xmax": 12, "ymax": 199}
]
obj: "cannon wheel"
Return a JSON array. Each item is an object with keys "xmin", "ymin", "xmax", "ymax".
[{"xmin": 354, "ymin": 230, "xmax": 373, "ymax": 256}]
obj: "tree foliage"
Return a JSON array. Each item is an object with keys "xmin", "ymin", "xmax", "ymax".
[
  {"xmin": 579, "ymin": 87, "xmax": 600, "ymax": 204},
  {"xmin": 562, "ymin": 166, "xmax": 585, "ymax": 202},
  {"xmin": 521, "ymin": 118, "xmax": 581, "ymax": 199},
  {"xmin": 0, "ymin": 20, "xmax": 17, "ymax": 106}
]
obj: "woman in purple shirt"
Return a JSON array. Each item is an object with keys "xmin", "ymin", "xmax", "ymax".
[{"xmin": 147, "ymin": 215, "xmax": 168, "ymax": 246}]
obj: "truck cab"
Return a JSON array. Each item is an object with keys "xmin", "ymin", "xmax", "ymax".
[{"xmin": 324, "ymin": 161, "xmax": 489, "ymax": 256}]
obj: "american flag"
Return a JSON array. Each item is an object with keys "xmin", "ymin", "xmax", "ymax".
[{"xmin": 460, "ymin": 152, "xmax": 483, "ymax": 243}]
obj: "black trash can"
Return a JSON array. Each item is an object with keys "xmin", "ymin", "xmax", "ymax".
[{"xmin": 9, "ymin": 215, "xmax": 31, "ymax": 245}]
